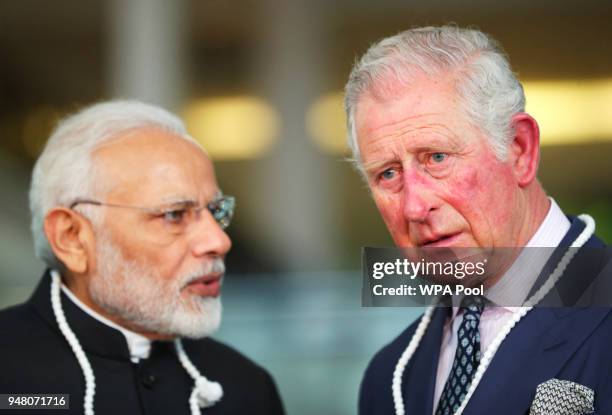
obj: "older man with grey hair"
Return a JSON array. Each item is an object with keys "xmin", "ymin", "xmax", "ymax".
[
  {"xmin": 347, "ymin": 26, "xmax": 611, "ymax": 415},
  {"xmin": 0, "ymin": 101, "xmax": 285, "ymax": 415}
]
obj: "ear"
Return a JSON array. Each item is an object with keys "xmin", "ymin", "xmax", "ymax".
[
  {"xmin": 508, "ymin": 113, "xmax": 540, "ymax": 187},
  {"xmin": 43, "ymin": 207, "xmax": 95, "ymax": 274}
]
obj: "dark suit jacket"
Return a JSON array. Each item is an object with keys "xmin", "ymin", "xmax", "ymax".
[
  {"xmin": 359, "ymin": 217, "xmax": 612, "ymax": 414},
  {"xmin": 0, "ymin": 271, "xmax": 285, "ymax": 415}
]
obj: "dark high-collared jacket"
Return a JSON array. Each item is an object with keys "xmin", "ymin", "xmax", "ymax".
[{"xmin": 0, "ymin": 272, "xmax": 285, "ymax": 415}]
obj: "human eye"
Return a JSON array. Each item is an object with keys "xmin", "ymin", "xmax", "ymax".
[
  {"xmin": 371, "ymin": 165, "xmax": 402, "ymax": 192},
  {"xmin": 161, "ymin": 208, "xmax": 188, "ymax": 224},
  {"xmin": 429, "ymin": 152, "xmax": 448, "ymax": 164},
  {"xmin": 379, "ymin": 167, "xmax": 399, "ymax": 181}
]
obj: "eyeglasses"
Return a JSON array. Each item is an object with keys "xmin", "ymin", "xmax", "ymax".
[{"xmin": 69, "ymin": 193, "xmax": 235, "ymax": 236}]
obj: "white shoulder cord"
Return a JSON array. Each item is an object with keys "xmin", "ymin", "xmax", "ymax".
[
  {"xmin": 392, "ymin": 214, "xmax": 596, "ymax": 415},
  {"xmin": 50, "ymin": 269, "xmax": 95, "ymax": 415},
  {"xmin": 50, "ymin": 269, "xmax": 223, "ymax": 415},
  {"xmin": 175, "ymin": 338, "xmax": 224, "ymax": 414},
  {"xmin": 392, "ymin": 301, "xmax": 438, "ymax": 415}
]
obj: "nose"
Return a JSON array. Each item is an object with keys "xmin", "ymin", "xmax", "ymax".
[
  {"xmin": 402, "ymin": 170, "xmax": 435, "ymax": 223},
  {"xmin": 189, "ymin": 212, "xmax": 232, "ymax": 258}
]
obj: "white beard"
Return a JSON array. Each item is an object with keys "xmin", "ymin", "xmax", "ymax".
[{"xmin": 89, "ymin": 230, "xmax": 224, "ymax": 339}]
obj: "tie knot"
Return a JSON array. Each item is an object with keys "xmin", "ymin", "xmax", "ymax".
[{"xmin": 460, "ymin": 295, "xmax": 485, "ymax": 319}]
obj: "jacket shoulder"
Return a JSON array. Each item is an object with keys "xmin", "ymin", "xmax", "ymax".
[
  {"xmin": 0, "ymin": 302, "xmax": 81, "ymax": 393},
  {"xmin": 0, "ymin": 302, "xmax": 55, "ymax": 344}
]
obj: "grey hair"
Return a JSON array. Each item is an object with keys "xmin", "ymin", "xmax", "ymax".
[
  {"xmin": 344, "ymin": 25, "xmax": 525, "ymax": 170},
  {"xmin": 29, "ymin": 100, "xmax": 199, "ymax": 269}
]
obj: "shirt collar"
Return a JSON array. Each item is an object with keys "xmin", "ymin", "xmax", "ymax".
[
  {"xmin": 60, "ymin": 284, "xmax": 151, "ymax": 363},
  {"xmin": 451, "ymin": 198, "xmax": 570, "ymax": 319}
]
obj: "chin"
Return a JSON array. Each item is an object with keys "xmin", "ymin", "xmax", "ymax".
[{"xmin": 167, "ymin": 296, "xmax": 222, "ymax": 339}]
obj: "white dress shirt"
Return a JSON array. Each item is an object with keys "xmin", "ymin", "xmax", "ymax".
[
  {"xmin": 61, "ymin": 284, "xmax": 152, "ymax": 363},
  {"xmin": 432, "ymin": 198, "xmax": 570, "ymax": 413}
]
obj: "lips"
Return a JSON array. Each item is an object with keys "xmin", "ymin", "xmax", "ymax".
[
  {"xmin": 420, "ymin": 232, "xmax": 462, "ymax": 247},
  {"xmin": 185, "ymin": 274, "xmax": 223, "ymax": 298}
]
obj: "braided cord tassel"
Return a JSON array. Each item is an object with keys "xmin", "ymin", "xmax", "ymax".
[{"xmin": 175, "ymin": 339, "xmax": 223, "ymax": 415}]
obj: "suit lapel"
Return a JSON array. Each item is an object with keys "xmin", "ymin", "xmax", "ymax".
[{"xmin": 402, "ymin": 306, "xmax": 448, "ymax": 415}]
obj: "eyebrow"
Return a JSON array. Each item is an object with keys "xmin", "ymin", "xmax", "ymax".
[
  {"xmin": 362, "ymin": 159, "xmax": 396, "ymax": 175},
  {"xmin": 399, "ymin": 131, "xmax": 463, "ymax": 151},
  {"xmin": 157, "ymin": 190, "xmax": 224, "ymax": 206},
  {"xmin": 157, "ymin": 196, "xmax": 198, "ymax": 207},
  {"xmin": 361, "ymin": 133, "xmax": 465, "ymax": 174}
]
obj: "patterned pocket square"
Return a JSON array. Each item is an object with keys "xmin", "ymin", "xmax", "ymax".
[{"xmin": 529, "ymin": 379, "xmax": 594, "ymax": 415}]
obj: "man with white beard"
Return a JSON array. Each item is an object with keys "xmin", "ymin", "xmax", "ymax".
[{"xmin": 0, "ymin": 101, "xmax": 285, "ymax": 415}]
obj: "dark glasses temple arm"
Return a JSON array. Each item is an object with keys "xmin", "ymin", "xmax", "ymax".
[{"xmin": 69, "ymin": 200, "xmax": 103, "ymax": 209}]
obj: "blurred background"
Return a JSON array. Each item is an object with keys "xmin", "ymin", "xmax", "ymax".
[{"xmin": 1, "ymin": 0, "xmax": 611, "ymax": 413}]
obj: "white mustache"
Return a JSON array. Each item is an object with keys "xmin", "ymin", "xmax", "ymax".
[{"xmin": 180, "ymin": 258, "xmax": 226, "ymax": 287}]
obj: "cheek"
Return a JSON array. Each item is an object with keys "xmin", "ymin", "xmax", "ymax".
[
  {"xmin": 120, "ymin": 239, "xmax": 185, "ymax": 281},
  {"xmin": 373, "ymin": 193, "xmax": 407, "ymax": 239},
  {"xmin": 374, "ymin": 195, "xmax": 394, "ymax": 223},
  {"xmin": 146, "ymin": 245, "xmax": 186, "ymax": 279},
  {"xmin": 445, "ymin": 160, "xmax": 516, "ymax": 230},
  {"xmin": 477, "ymin": 162, "xmax": 516, "ymax": 220},
  {"xmin": 103, "ymin": 218, "xmax": 188, "ymax": 281}
]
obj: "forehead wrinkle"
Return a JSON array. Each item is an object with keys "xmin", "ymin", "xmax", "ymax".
[
  {"xmin": 397, "ymin": 123, "xmax": 464, "ymax": 151},
  {"xmin": 373, "ymin": 109, "xmax": 462, "ymax": 143},
  {"xmin": 365, "ymin": 111, "xmax": 438, "ymax": 140}
]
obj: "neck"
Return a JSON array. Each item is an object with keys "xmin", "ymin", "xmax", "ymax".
[{"xmin": 515, "ymin": 182, "xmax": 550, "ymax": 247}]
